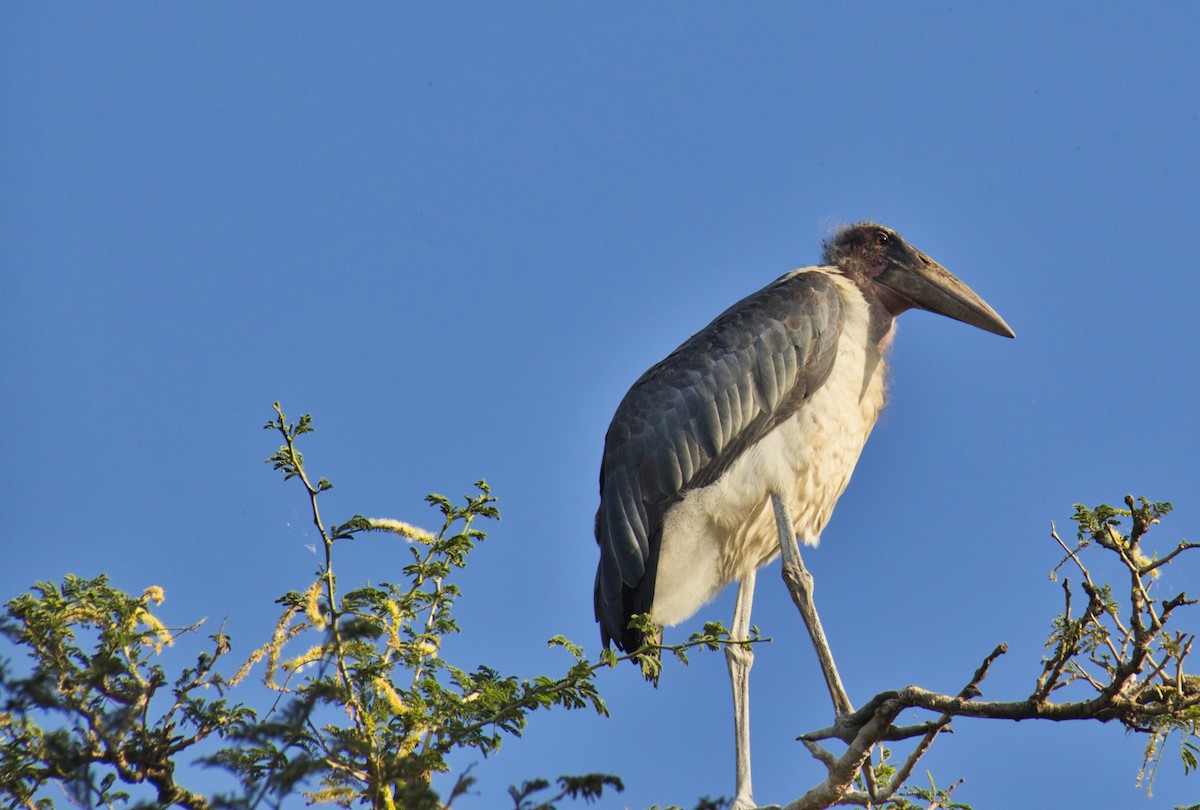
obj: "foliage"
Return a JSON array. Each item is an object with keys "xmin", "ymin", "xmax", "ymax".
[
  {"xmin": 2, "ymin": 406, "xmax": 1198, "ymax": 810},
  {"xmin": 0, "ymin": 407, "xmax": 612, "ymax": 808},
  {"xmin": 229, "ymin": 404, "xmax": 616, "ymax": 809},
  {"xmin": 0, "ymin": 576, "xmax": 246, "ymax": 809},
  {"xmin": 506, "ymin": 774, "xmax": 624, "ymax": 810},
  {"xmin": 0, "ymin": 405, "xmax": 736, "ymax": 810}
]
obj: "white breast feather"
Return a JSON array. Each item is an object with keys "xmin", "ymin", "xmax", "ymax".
[{"xmin": 650, "ymin": 272, "xmax": 888, "ymax": 628}]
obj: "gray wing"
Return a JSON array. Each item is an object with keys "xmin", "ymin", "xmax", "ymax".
[{"xmin": 594, "ymin": 269, "xmax": 847, "ymax": 652}]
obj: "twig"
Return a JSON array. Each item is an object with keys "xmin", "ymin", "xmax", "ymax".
[{"xmin": 1141, "ymin": 541, "xmax": 1200, "ymax": 574}]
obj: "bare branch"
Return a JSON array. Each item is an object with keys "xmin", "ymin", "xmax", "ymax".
[
  {"xmin": 1141, "ymin": 541, "xmax": 1200, "ymax": 574},
  {"xmin": 783, "ymin": 698, "xmax": 903, "ymax": 810},
  {"xmin": 880, "ymin": 644, "xmax": 1007, "ymax": 801}
]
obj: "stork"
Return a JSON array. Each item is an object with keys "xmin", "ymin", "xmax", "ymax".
[{"xmin": 593, "ymin": 223, "xmax": 1013, "ymax": 809}]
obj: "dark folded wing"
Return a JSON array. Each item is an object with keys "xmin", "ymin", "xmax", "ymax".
[{"xmin": 594, "ymin": 269, "xmax": 847, "ymax": 650}]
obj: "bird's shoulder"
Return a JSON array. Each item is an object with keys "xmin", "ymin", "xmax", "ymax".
[
  {"xmin": 636, "ymin": 267, "xmax": 842, "ymax": 379},
  {"xmin": 611, "ymin": 267, "xmax": 846, "ymax": 431}
]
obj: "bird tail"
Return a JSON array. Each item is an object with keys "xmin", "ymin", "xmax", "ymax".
[{"xmin": 594, "ymin": 571, "xmax": 664, "ymax": 684}]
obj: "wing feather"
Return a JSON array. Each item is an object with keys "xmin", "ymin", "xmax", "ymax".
[{"xmin": 594, "ymin": 269, "xmax": 848, "ymax": 650}]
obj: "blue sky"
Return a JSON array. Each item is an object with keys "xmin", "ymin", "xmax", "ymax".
[{"xmin": 3, "ymin": 4, "xmax": 1199, "ymax": 808}]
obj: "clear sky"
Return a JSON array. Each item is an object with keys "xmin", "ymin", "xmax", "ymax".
[{"xmin": 3, "ymin": 4, "xmax": 1199, "ymax": 808}]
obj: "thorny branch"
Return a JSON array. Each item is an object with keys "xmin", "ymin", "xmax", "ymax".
[{"xmin": 772, "ymin": 495, "xmax": 1199, "ymax": 810}]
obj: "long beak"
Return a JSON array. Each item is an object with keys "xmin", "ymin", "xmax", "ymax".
[{"xmin": 876, "ymin": 251, "xmax": 1015, "ymax": 338}]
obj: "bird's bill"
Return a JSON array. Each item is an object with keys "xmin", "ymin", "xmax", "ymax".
[{"xmin": 875, "ymin": 250, "xmax": 1015, "ymax": 338}]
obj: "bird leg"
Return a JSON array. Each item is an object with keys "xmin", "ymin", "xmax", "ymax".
[
  {"xmin": 727, "ymin": 570, "xmax": 757, "ymax": 810},
  {"xmin": 772, "ymin": 493, "xmax": 883, "ymax": 800},
  {"xmin": 770, "ymin": 492, "xmax": 854, "ymax": 718}
]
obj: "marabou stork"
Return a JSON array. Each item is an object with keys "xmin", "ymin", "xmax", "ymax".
[{"xmin": 593, "ymin": 223, "xmax": 1013, "ymax": 809}]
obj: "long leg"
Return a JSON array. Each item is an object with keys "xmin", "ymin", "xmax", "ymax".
[
  {"xmin": 727, "ymin": 570, "xmax": 756, "ymax": 810},
  {"xmin": 770, "ymin": 491, "xmax": 853, "ymax": 717},
  {"xmin": 771, "ymin": 492, "xmax": 881, "ymax": 800}
]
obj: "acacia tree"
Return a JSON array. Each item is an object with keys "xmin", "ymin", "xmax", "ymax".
[
  {"xmin": 0, "ymin": 406, "xmax": 727, "ymax": 810},
  {"xmin": 0, "ymin": 404, "xmax": 1197, "ymax": 809}
]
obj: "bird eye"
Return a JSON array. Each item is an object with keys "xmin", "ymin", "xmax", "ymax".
[{"xmin": 876, "ymin": 232, "xmax": 890, "ymax": 246}]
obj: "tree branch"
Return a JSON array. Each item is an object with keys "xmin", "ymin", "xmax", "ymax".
[{"xmin": 773, "ymin": 497, "xmax": 1198, "ymax": 810}]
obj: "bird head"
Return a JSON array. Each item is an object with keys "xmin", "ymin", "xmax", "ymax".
[{"xmin": 824, "ymin": 223, "xmax": 1014, "ymax": 339}]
